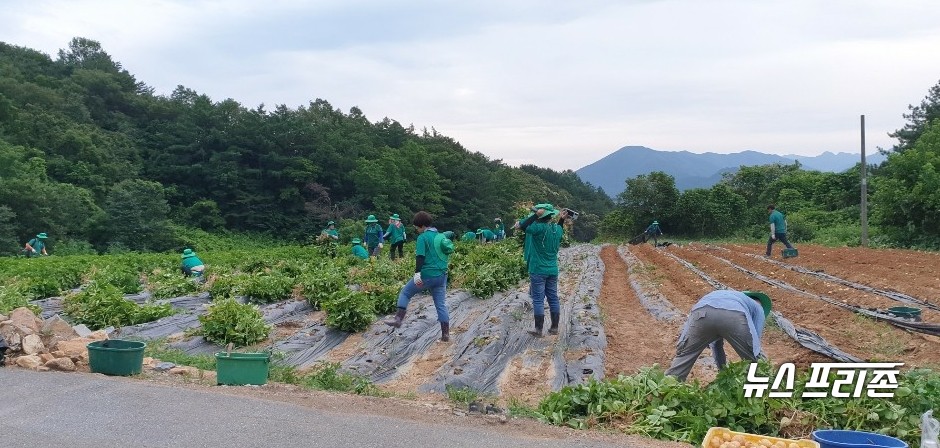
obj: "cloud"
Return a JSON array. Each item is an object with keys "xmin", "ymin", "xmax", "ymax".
[{"xmin": 2, "ymin": 0, "xmax": 940, "ymax": 170}]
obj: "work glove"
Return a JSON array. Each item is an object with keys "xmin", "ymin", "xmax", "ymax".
[
  {"xmin": 378, "ymin": 243, "xmax": 384, "ymax": 249},
  {"xmin": 770, "ymin": 234, "xmax": 776, "ymax": 240},
  {"xmin": 413, "ymin": 272, "xmax": 423, "ymax": 286}
]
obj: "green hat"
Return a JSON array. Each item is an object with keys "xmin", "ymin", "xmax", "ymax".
[
  {"xmin": 390, "ymin": 214, "xmax": 400, "ymax": 221},
  {"xmin": 36, "ymin": 232, "xmax": 48, "ymax": 239},
  {"xmin": 652, "ymin": 221, "xmax": 659, "ymax": 225},
  {"xmin": 743, "ymin": 291, "xmax": 772, "ymax": 317},
  {"xmin": 351, "ymin": 238, "xmax": 362, "ymax": 244},
  {"xmin": 442, "ymin": 231, "xmax": 455, "ymax": 240},
  {"xmin": 327, "ymin": 221, "xmax": 335, "ymax": 226},
  {"xmin": 365, "ymin": 214, "xmax": 378, "ymax": 223},
  {"xmin": 476, "ymin": 228, "xmax": 483, "ymax": 234},
  {"xmin": 181, "ymin": 249, "xmax": 196, "ymax": 259},
  {"xmin": 534, "ymin": 203, "xmax": 558, "ymax": 218}
]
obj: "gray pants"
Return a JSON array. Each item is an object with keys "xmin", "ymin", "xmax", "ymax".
[{"xmin": 665, "ymin": 306, "xmax": 758, "ymax": 381}]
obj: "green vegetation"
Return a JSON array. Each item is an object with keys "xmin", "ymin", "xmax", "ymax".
[
  {"xmin": 63, "ymin": 281, "xmax": 174, "ymax": 329},
  {"xmin": 0, "ymin": 38, "xmax": 608, "ymax": 255},
  {"xmin": 198, "ymin": 298, "xmax": 271, "ymax": 347},
  {"xmin": 537, "ymin": 362, "xmax": 940, "ymax": 446},
  {"xmin": 445, "ymin": 384, "xmax": 481, "ymax": 406},
  {"xmin": 270, "ymin": 362, "xmax": 387, "ymax": 397}
]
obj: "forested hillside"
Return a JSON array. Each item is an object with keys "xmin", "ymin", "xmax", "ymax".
[
  {"xmin": 0, "ymin": 38, "xmax": 611, "ymax": 254},
  {"xmin": 599, "ymin": 77, "xmax": 940, "ymax": 249}
]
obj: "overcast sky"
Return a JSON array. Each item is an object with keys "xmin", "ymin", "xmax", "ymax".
[{"xmin": 2, "ymin": 0, "xmax": 939, "ymax": 170}]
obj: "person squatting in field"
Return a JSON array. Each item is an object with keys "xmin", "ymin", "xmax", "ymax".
[
  {"xmin": 518, "ymin": 203, "xmax": 570, "ymax": 337},
  {"xmin": 385, "ymin": 211, "xmax": 455, "ymax": 342},
  {"xmin": 384, "ymin": 214, "xmax": 407, "ymax": 260},
  {"xmin": 180, "ymin": 249, "xmax": 206, "ymax": 278},
  {"xmin": 350, "ymin": 238, "xmax": 369, "ymax": 260},
  {"xmin": 664, "ymin": 289, "xmax": 772, "ymax": 381}
]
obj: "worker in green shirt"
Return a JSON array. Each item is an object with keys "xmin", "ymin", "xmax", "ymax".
[
  {"xmin": 321, "ymin": 221, "xmax": 339, "ymax": 240},
  {"xmin": 363, "ymin": 214, "xmax": 385, "ymax": 257},
  {"xmin": 765, "ymin": 204, "xmax": 794, "ymax": 257},
  {"xmin": 493, "ymin": 218, "xmax": 505, "ymax": 241},
  {"xmin": 461, "ymin": 231, "xmax": 477, "ymax": 242},
  {"xmin": 518, "ymin": 204, "xmax": 570, "ymax": 337},
  {"xmin": 23, "ymin": 232, "xmax": 49, "ymax": 257},
  {"xmin": 180, "ymin": 249, "xmax": 205, "ymax": 278},
  {"xmin": 476, "ymin": 228, "xmax": 497, "ymax": 243},
  {"xmin": 384, "ymin": 214, "xmax": 407, "ymax": 260},
  {"xmin": 351, "ymin": 238, "xmax": 369, "ymax": 260},
  {"xmin": 385, "ymin": 211, "xmax": 455, "ymax": 342}
]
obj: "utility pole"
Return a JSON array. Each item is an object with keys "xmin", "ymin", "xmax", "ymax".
[{"xmin": 860, "ymin": 115, "xmax": 868, "ymax": 247}]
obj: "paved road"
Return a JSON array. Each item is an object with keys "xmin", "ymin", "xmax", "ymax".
[{"xmin": 0, "ymin": 369, "xmax": 646, "ymax": 448}]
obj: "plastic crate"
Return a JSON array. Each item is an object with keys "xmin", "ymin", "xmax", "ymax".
[
  {"xmin": 782, "ymin": 248, "xmax": 799, "ymax": 258},
  {"xmin": 702, "ymin": 427, "xmax": 820, "ymax": 448}
]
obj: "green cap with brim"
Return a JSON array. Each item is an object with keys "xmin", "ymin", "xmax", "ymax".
[
  {"xmin": 743, "ymin": 291, "xmax": 772, "ymax": 317},
  {"xmin": 182, "ymin": 249, "xmax": 196, "ymax": 259},
  {"xmin": 327, "ymin": 221, "xmax": 335, "ymax": 226},
  {"xmin": 476, "ymin": 228, "xmax": 483, "ymax": 234},
  {"xmin": 365, "ymin": 215, "xmax": 378, "ymax": 223},
  {"xmin": 351, "ymin": 238, "xmax": 362, "ymax": 244},
  {"xmin": 534, "ymin": 203, "xmax": 558, "ymax": 218},
  {"xmin": 37, "ymin": 233, "xmax": 48, "ymax": 239},
  {"xmin": 390, "ymin": 214, "xmax": 400, "ymax": 221}
]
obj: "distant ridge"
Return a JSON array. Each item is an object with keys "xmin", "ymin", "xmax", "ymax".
[{"xmin": 576, "ymin": 146, "xmax": 885, "ymax": 197}]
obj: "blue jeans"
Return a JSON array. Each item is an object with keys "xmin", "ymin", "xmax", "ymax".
[
  {"xmin": 397, "ymin": 274, "xmax": 449, "ymax": 323},
  {"xmin": 766, "ymin": 233, "xmax": 794, "ymax": 256},
  {"xmin": 529, "ymin": 273, "xmax": 559, "ymax": 316}
]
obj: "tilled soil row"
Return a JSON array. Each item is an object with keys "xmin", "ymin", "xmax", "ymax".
[
  {"xmin": 711, "ymin": 244, "xmax": 940, "ymax": 315},
  {"xmin": 663, "ymin": 244, "xmax": 940, "ymax": 367},
  {"xmin": 684, "ymin": 245, "xmax": 940, "ymax": 332},
  {"xmin": 616, "ymin": 246, "xmax": 718, "ymax": 382},
  {"xmin": 628, "ymin": 244, "xmax": 826, "ymax": 368},
  {"xmin": 726, "ymin": 243, "xmax": 940, "ymax": 302}
]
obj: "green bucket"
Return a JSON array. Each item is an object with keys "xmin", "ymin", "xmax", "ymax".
[
  {"xmin": 87, "ymin": 340, "xmax": 146, "ymax": 376},
  {"xmin": 215, "ymin": 352, "xmax": 270, "ymax": 386},
  {"xmin": 888, "ymin": 306, "xmax": 922, "ymax": 321}
]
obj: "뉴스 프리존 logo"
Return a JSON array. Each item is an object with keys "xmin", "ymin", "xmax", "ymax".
[{"xmin": 743, "ymin": 362, "xmax": 903, "ymax": 398}]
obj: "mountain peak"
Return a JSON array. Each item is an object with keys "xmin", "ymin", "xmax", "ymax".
[{"xmin": 577, "ymin": 146, "xmax": 885, "ymax": 197}]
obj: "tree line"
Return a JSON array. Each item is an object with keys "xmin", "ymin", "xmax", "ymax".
[
  {"xmin": 0, "ymin": 38, "xmax": 612, "ymax": 254},
  {"xmin": 601, "ymin": 79, "xmax": 940, "ymax": 249}
]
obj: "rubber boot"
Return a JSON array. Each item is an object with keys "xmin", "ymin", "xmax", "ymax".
[
  {"xmin": 384, "ymin": 307, "xmax": 406, "ymax": 328},
  {"xmin": 528, "ymin": 315, "xmax": 544, "ymax": 337},
  {"xmin": 440, "ymin": 321, "xmax": 450, "ymax": 342},
  {"xmin": 548, "ymin": 312, "xmax": 560, "ymax": 335}
]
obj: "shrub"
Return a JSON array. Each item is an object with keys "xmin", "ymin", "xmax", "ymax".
[
  {"xmin": 64, "ymin": 281, "xmax": 174, "ymax": 329},
  {"xmin": 322, "ymin": 289, "xmax": 375, "ymax": 332},
  {"xmin": 198, "ymin": 298, "xmax": 270, "ymax": 347}
]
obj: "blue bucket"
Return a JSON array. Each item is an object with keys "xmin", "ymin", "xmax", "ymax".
[{"xmin": 812, "ymin": 430, "xmax": 907, "ymax": 448}]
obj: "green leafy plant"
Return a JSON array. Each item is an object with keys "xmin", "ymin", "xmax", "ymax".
[
  {"xmin": 63, "ymin": 281, "xmax": 174, "ymax": 330},
  {"xmin": 242, "ymin": 272, "xmax": 295, "ymax": 304},
  {"xmin": 446, "ymin": 385, "xmax": 480, "ymax": 406},
  {"xmin": 322, "ymin": 289, "xmax": 375, "ymax": 333},
  {"xmin": 198, "ymin": 298, "xmax": 271, "ymax": 347},
  {"xmin": 147, "ymin": 270, "xmax": 201, "ymax": 299}
]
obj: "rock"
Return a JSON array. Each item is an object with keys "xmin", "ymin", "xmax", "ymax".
[
  {"xmin": 15, "ymin": 355, "xmax": 43, "ymax": 369},
  {"xmin": 0, "ymin": 313, "xmax": 7, "ymax": 322},
  {"xmin": 10, "ymin": 307, "xmax": 42, "ymax": 335},
  {"xmin": 40, "ymin": 353, "xmax": 56, "ymax": 364},
  {"xmin": 143, "ymin": 357, "xmax": 154, "ymax": 365},
  {"xmin": 88, "ymin": 330, "xmax": 109, "ymax": 341},
  {"xmin": 168, "ymin": 366, "xmax": 199, "ymax": 376},
  {"xmin": 45, "ymin": 357, "xmax": 76, "ymax": 372},
  {"xmin": 154, "ymin": 362, "xmax": 176, "ymax": 372},
  {"xmin": 55, "ymin": 338, "xmax": 93, "ymax": 361},
  {"xmin": 42, "ymin": 315, "xmax": 79, "ymax": 340},
  {"xmin": 52, "ymin": 350, "xmax": 68, "ymax": 358},
  {"xmin": 202, "ymin": 371, "xmax": 217, "ymax": 383},
  {"xmin": 22, "ymin": 334, "xmax": 45, "ymax": 355},
  {"xmin": 72, "ymin": 324, "xmax": 93, "ymax": 338},
  {"xmin": 2, "ymin": 330, "xmax": 22, "ymax": 352}
]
